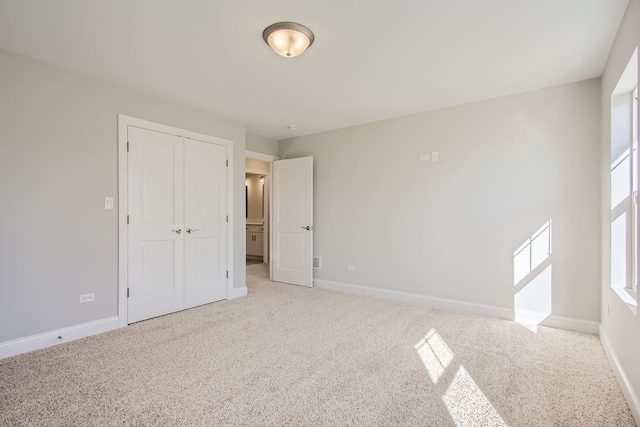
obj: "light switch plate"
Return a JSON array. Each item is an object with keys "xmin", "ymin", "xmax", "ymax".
[{"xmin": 105, "ymin": 197, "xmax": 114, "ymax": 210}]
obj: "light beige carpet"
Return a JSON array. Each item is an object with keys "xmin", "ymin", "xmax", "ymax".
[{"xmin": 0, "ymin": 264, "xmax": 635, "ymax": 426}]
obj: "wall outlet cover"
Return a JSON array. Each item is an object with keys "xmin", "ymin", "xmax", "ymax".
[{"xmin": 79, "ymin": 293, "xmax": 95, "ymax": 303}]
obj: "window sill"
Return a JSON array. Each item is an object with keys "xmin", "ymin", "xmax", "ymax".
[{"xmin": 612, "ymin": 286, "xmax": 638, "ymax": 315}]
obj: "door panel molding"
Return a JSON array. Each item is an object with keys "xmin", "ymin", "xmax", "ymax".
[
  {"xmin": 184, "ymin": 138, "xmax": 228, "ymax": 308},
  {"xmin": 127, "ymin": 128, "xmax": 185, "ymax": 323},
  {"xmin": 272, "ymin": 156, "xmax": 313, "ymax": 287},
  {"xmin": 118, "ymin": 114, "xmax": 234, "ymax": 327}
]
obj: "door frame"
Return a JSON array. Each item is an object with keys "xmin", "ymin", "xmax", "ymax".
[
  {"xmin": 245, "ymin": 150, "xmax": 278, "ymax": 278},
  {"xmin": 245, "ymin": 167, "xmax": 269, "ymax": 263},
  {"xmin": 118, "ymin": 114, "xmax": 234, "ymax": 328}
]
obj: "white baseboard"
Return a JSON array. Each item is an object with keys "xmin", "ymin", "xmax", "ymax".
[
  {"xmin": 228, "ymin": 286, "xmax": 247, "ymax": 299},
  {"xmin": 513, "ymin": 309, "xmax": 599, "ymax": 334},
  {"xmin": 0, "ymin": 316, "xmax": 119, "ymax": 360},
  {"xmin": 600, "ymin": 325, "xmax": 640, "ymax": 425},
  {"xmin": 314, "ymin": 279, "xmax": 599, "ymax": 334}
]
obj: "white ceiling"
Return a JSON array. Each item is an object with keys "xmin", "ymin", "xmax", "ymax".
[{"xmin": 0, "ymin": 0, "xmax": 630, "ymax": 140}]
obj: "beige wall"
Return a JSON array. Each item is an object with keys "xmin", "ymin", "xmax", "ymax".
[
  {"xmin": 280, "ymin": 79, "xmax": 601, "ymax": 323},
  {"xmin": 600, "ymin": 0, "xmax": 640, "ymax": 422},
  {"xmin": 246, "ymin": 158, "xmax": 270, "ymax": 172},
  {"xmin": 0, "ymin": 49, "xmax": 246, "ymax": 342},
  {"xmin": 246, "ymin": 158, "xmax": 269, "ymax": 221}
]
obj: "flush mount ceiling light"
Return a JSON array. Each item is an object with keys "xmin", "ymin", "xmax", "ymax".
[{"xmin": 263, "ymin": 22, "xmax": 314, "ymax": 58}]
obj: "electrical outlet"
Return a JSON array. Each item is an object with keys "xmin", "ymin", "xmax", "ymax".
[
  {"xmin": 419, "ymin": 154, "xmax": 430, "ymax": 161},
  {"xmin": 346, "ymin": 265, "xmax": 356, "ymax": 271},
  {"xmin": 432, "ymin": 151, "xmax": 439, "ymax": 162},
  {"xmin": 79, "ymin": 293, "xmax": 95, "ymax": 304}
]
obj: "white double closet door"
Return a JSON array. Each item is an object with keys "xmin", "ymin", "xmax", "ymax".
[{"xmin": 127, "ymin": 126, "xmax": 227, "ymax": 324}]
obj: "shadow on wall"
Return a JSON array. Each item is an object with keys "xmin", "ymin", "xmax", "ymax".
[{"xmin": 513, "ymin": 220, "xmax": 553, "ymax": 326}]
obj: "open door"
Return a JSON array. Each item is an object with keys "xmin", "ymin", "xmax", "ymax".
[{"xmin": 272, "ymin": 157, "xmax": 313, "ymax": 287}]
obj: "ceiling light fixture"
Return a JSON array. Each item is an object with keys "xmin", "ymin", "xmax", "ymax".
[{"xmin": 263, "ymin": 22, "xmax": 314, "ymax": 58}]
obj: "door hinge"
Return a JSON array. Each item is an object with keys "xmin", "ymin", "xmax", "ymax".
[
  {"xmin": 226, "ymin": 271, "xmax": 229, "ymax": 278},
  {"xmin": 127, "ymin": 142, "xmax": 130, "ymax": 152},
  {"xmin": 226, "ymin": 159, "xmax": 229, "ymax": 167},
  {"xmin": 127, "ymin": 288, "xmax": 130, "ymax": 298},
  {"xmin": 127, "ymin": 215, "xmax": 129, "ymax": 225},
  {"xmin": 226, "ymin": 215, "xmax": 228, "ymax": 223}
]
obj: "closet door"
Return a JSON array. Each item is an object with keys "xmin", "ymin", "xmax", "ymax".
[
  {"xmin": 127, "ymin": 127, "xmax": 185, "ymax": 323},
  {"xmin": 184, "ymin": 139, "xmax": 228, "ymax": 308}
]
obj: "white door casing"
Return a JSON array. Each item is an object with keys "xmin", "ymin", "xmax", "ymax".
[
  {"xmin": 118, "ymin": 115, "xmax": 234, "ymax": 327},
  {"xmin": 272, "ymin": 157, "xmax": 313, "ymax": 287}
]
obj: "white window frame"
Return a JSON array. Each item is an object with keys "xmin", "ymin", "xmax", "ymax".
[{"xmin": 632, "ymin": 85, "xmax": 638, "ymax": 294}]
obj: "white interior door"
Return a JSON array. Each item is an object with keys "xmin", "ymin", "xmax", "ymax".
[
  {"xmin": 127, "ymin": 127, "xmax": 185, "ymax": 323},
  {"xmin": 184, "ymin": 139, "xmax": 227, "ymax": 308},
  {"xmin": 272, "ymin": 157, "xmax": 313, "ymax": 287}
]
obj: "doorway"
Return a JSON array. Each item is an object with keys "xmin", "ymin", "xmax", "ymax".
[{"xmin": 245, "ymin": 151, "xmax": 278, "ymax": 270}]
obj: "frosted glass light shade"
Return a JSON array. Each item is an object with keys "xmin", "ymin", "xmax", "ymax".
[{"xmin": 263, "ymin": 22, "xmax": 314, "ymax": 58}]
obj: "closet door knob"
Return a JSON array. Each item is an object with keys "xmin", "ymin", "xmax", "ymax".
[
  {"xmin": 172, "ymin": 229, "xmax": 182, "ymax": 234},
  {"xmin": 186, "ymin": 228, "xmax": 200, "ymax": 234}
]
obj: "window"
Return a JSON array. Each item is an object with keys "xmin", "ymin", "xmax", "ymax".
[
  {"xmin": 610, "ymin": 48, "xmax": 638, "ymax": 306},
  {"xmin": 634, "ymin": 85, "xmax": 638, "ymax": 295}
]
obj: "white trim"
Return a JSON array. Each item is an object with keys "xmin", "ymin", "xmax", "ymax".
[
  {"xmin": 246, "ymin": 168, "xmax": 268, "ymax": 174},
  {"xmin": 118, "ymin": 114, "xmax": 235, "ymax": 327},
  {"xmin": 270, "ymin": 161, "xmax": 274, "ymax": 280},
  {"xmin": 228, "ymin": 286, "xmax": 248, "ymax": 299},
  {"xmin": 600, "ymin": 325, "xmax": 640, "ymax": 425},
  {"xmin": 514, "ymin": 310, "xmax": 599, "ymax": 334},
  {"xmin": 314, "ymin": 279, "xmax": 599, "ymax": 334},
  {"xmin": 0, "ymin": 317, "xmax": 118, "ymax": 360},
  {"xmin": 613, "ymin": 286, "xmax": 638, "ymax": 315},
  {"xmin": 245, "ymin": 150, "xmax": 278, "ymax": 163},
  {"xmin": 117, "ymin": 115, "xmax": 128, "ymax": 328},
  {"xmin": 226, "ymin": 140, "xmax": 235, "ymax": 301}
]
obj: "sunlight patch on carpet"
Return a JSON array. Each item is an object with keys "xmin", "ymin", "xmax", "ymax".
[
  {"xmin": 415, "ymin": 328, "xmax": 454, "ymax": 384},
  {"xmin": 443, "ymin": 366, "xmax": 507, "ymax": 427}
]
